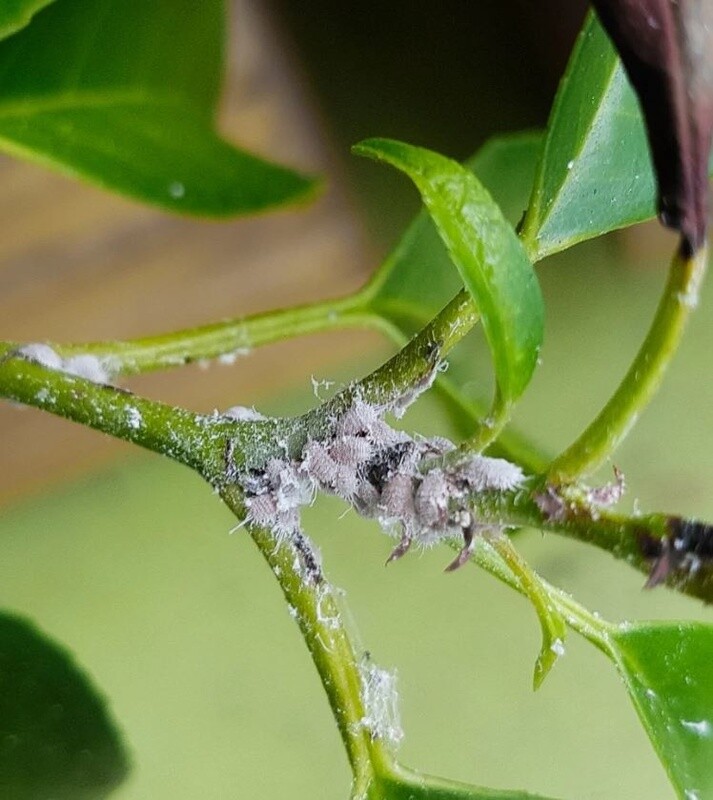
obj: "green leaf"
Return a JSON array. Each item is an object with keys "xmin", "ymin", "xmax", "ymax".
[
  {"xmin": 357, "ymin": 132, "xmax": 548, "ymax": 468},
  {"xmin": 364, "ymin": 132, "xmax": 542, "ymax": 337},
  {"xmin": 0, "ymin": 0, "xmax": 316, "ymax": 217},
  {"xmin": 611, "ymin": 622, "xmax": 713, "ymax": 800},
  {"xmin": 354, "ymin": 137, "xmax": 544, "ymax": 415},
  {"xmin": 520, "ymin": 13, "xmax": 661, "ymax": 261},
  {"xmin": 0, "ymin": 0, "xmax": 56, "ymax": 40},
  {"xmin": 0, "ymin": 611, "xmax": 129, "ymax": 799}
]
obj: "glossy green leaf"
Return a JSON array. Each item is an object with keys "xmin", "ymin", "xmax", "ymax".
[
  {"xmin": 363, "ymin": 132, "xmax": 543, "ymax": 337},
  {"xmin": 0, "ymin": 612, "xmax": 129, "ymax": 798},
  {"xmin": 521, "ymin": 12, "xmax": 713, "ymax": 262},
  {"xmin": 358, "ymin": 132, "xmax": 548, "ymax": 468},
  {"xmin": 610, "ymin": 622, "xmax": 713, "ymax": 800},
  {"xmin": 370, "ymin": 766, "xmax": 559, "ymax": 800},
  {"xmin": 0, "ymin": 0, "xmax": 56, "ymax": 40},
  {"xmin": 354, "ymin": 138, "xmax": 544, "ymax": 410},
  {"xmin": 0, "ymin": 0, "xmax": 316, "ymax": 216}
]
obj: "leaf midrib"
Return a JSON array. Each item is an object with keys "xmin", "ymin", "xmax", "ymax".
[{"xmin": 524, "ymin": 30, "xmax": 620, "ymax": 261}]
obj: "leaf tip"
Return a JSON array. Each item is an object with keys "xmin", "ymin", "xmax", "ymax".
[{"xmin": 351, "ymin": 137, "xmax": 394, "ymax": 162}]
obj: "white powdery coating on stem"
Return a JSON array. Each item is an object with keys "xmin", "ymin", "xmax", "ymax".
[
  {"xmin": 223, "ymin": 405, "xmax": 266, "ymax": 421},
  {"xmin": 63, "ymin": 354, "xmax": 112, "ymax": 383},
  {"xmin": 126, "ymin": 407, "xmax": 143, "ymax": 430},
  {"xmin": 18, "ymin": 344, "xmax": 114, "ymax": 384},
  {"xmin": 218, "ymin": 348, "xmax": 251, "ymax": 365},
  {"xmin": 315, "ymin": 582, "xmax": 342, "ymax": 630},
  {"xmin": 266, "ymin": 459, "xmax": 314, "ymax": 513},
  {"xmin": 17, "ymin": 343, "xmax": 63, "ymax": 370},
  {"xmin": 358, "ymin": 658, "xmax": 404, "ymax": 748}
]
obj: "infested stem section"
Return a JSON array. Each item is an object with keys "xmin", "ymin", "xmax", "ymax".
[
  {"xmin": 548, "ymin": 246, "xmax": 708, "ymax": 482},
  {"xmin": 3, "ymin": 292, "xmax": 713, "ymax": 602},
  {"xmin": 468, "ymin": 478, "xmax": 713, "ymax": 602}
]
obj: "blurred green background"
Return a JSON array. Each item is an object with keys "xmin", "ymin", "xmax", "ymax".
[{"xmin": 1, "ymin": 1, "xmax": 713, "ymax": 799}]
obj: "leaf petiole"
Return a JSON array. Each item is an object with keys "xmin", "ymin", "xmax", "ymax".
[{"xmin": 547, "ymin": 245, "xmax": 708, "ymax": 482}]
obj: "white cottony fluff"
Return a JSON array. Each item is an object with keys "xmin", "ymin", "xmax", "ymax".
[
  {"xmin": 358, "ymin": 658, "xmax": 404, "ymax": 748},
  {"xmin": 17, "ymin": 343, "xmax": 63, "ymax": 370},
  {"xmin": 63, "ymin": 354, "xmax": 112, "ymax": 383},
  {"xmin": 233, "ymin": 397, "xmax": 527, "ymax": 574},
  {"xmin": 223, "ymin": 405, "xmax": 266, "ymax": 421},
  {"xmin": 458, "ymin": 455, "xmax": 524, "ymax": 492},
  {"xmin": 18, "ymin": 344, "xmax": 113, "ymax": 384},
  {"xmin": 126, "ymin": 407, "xmax": 143, "ymax": 430}
]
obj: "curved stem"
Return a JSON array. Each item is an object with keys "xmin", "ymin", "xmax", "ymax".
[
  {"xmin": 4, "ymin": 287, "xmax": 711, "ymax": 602},
  {"xmin": 466, "ymin": 478, "xmax": 713, "ymax": 603},
  {"xmin": 0, "ymin": 292, "xmax": 398, "ymax": 377},
  {"xmin": 465, "ymin": 537, "xmax": 615, "ymax": 655},
  {"xmin": 0, "ymin": 353, "xmax": 231, "ymax": 480},
  {"xmin": 548, "ymin": 246, "xmax": 708, "ymax": 482},
  {"xmin": 220, "ymin": 485, "xmax": 391, "ymax": 791},
  {"xmin": 225, "ymin": 290, "xmax": 480, "ymax": 471},
  {"xmin": 463, "ymin": 392, "xmax": 512, "ymax": 454}
]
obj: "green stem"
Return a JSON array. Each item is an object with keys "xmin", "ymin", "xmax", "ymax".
[
  {"xmin": 463, "ymin": 391, "xmax": 512, "ymax": 454},
  {"xmin": 548, "ymin": 246, "xmax": 708, "ymax": 482},
  {"xmin": 0, "ymin": 293, "xmax": 398, "ymax": 377},
  {"xmin": 486, "ymin": 533, "xmax": 567, "ymax": 688},
  {"xmin": 467, "ymin": 537, "xmax": 614, "ymax": 655},
  {"xmin": 225, "ymin": 290, "xmax": 480, "ymax": 471},
  {"xmin": 3, "ymin": 291, "xmax": 710, "ymax": 604},
  {"xmin": 0, "ymin": 353, "xmax": 235, "ymax": 483},
  {"xmin": 220, "ymin": 485, "xmax": 390, "ymax": 793},
  {"xmin": 467, "ymin": 479, "xmax": 713, "ymax": 603}
]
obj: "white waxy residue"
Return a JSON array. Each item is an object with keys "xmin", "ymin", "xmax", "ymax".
[
  {"xmin": 17, "ymin": 343, "xmax": 63, "ymax": 370},
  {"xmin": 358, "ymin": 658, "xmax": 404, "ymax": 749},
  {"xmin": 126, "ymin": 407, "xmax": 143, "ymax": 430},
  {"xmin": 218, "ymin": 348, "xmax": 250, "ymax": 365},
  {"xmin": 63, "ymin": 354, "xmax": 112, "ymax": 383},
  {"xmin": 18, "ymin": 344, "xmax": 113, "ymax": 384},
  {"xmin": 223, "ymin": 405, "xmax": 266, "ymax": 422},
  {"xmin": 550, "ymin": 638, "xmax": 566, "ymax": 656}
]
